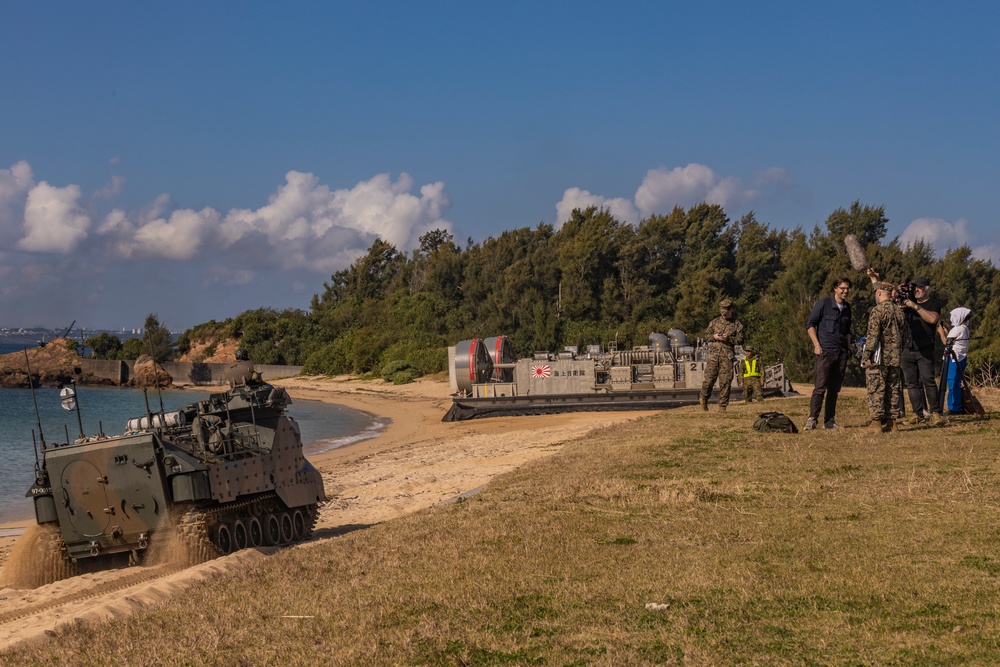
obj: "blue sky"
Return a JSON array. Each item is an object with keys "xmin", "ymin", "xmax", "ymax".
[{"xmin": 1, "ymin": 2, "xmax": 997, "ymax": 331}]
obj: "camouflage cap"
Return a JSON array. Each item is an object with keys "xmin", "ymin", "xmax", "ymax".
[
  {"xmin": 719, "ymin": 298, "xmax": 734, "ymax": 308},
  {"xmin": 875, "ymin": 281, "xmax": 895, "ymax": 293},
  {"xmin": 744, "ymin": 346, "xmax": 755, "ymax": 354}
]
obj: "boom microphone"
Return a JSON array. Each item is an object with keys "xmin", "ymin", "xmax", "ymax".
[{"xmin": 844, "ymin": 234, "xmax": 870, "ymax": 272}]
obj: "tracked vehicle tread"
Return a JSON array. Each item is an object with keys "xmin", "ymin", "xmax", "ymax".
[{"xmin": 179, "ymin": 492, "xmax": 322, "ymax": 561}]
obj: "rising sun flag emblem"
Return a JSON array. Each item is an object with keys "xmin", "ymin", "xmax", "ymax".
[{"xmin": 532, "ymin": 364, "xmax": 551, "ymax": 379}]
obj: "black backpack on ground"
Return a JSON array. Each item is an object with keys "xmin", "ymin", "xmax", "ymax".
[{"xmin": 753, "ymin": 411, "xmax": 799, "ymax": 433}]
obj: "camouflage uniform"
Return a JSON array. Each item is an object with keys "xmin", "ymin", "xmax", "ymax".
[
  {"xmin": 700, "ymin": 304, "xmax": 744, "ymax": 408},
  {"xmin": 742, "ymin": 353, "xmax": 763, "ymax": 403},
  {"xmin": 862, "ymin": 297, "xmax": 906, "ymax": 422}
]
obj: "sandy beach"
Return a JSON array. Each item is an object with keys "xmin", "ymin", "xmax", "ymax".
[
  {"xmin": 277, "ymin": 375, "xmax": 651, "ymax": 531},
  {"xmin": 0, "ymin": 374, "xmax": 652, "ymax": 649}
]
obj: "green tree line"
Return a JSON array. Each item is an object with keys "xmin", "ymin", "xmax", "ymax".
[
  {"xmin": 85, "ymin": 314, "xmax": 173, "ymax": 361},
  {"xmin": 91, "ymin": 202, "xmax": 1000, "ymax": 386}
]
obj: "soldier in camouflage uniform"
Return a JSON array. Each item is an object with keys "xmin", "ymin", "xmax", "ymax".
[
  {"xmin": 700, "ymin": 298, "xmax": 744, "ymax": 412},
  {"xmin": 861, "ymin": 282, "xmax": 906, "ymax": 433}
]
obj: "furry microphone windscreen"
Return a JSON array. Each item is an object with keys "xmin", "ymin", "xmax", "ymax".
[{"xmin": 844, "ymin": 234, "xmax": 869, "ymax": 271}]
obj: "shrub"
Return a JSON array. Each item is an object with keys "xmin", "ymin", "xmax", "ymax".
[
  {"xmin": 390, "ymin": 369, "xmax": 421, "ymax": 385},
  {"xmin": 382, "ymin": 360, "xmax": 421, "ymax": 384},
  {"xmin": 378, "ymin": 340, "xmax": 447, "ymax": 375},
  {"xmin": 303, "ymin": 340, "xmax": 352, "ymax": 376}
]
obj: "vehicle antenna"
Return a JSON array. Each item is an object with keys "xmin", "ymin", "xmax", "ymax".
[
  {"xmin": 223, "ymin": 398, "xmax": 235, "ymax": 455},
  {"xmin": 71, "ymin": 379, "xmax": 85, "ymax": 441},
  {"xmin": 144, "ymin": 330, "xmax": 166, "ymax": 421},
  {"xmin": 31, "ymin": 430, "xmax": 40, "ymax": 475},
  {"xmin": 142, "ymin": 386, "xmax": 153, "ymax": 430},
  {"xmin": 247, "ymin": 384, "xmax": 260, "ymax": 449},
  {"xmin": 23, "ymin": 347, "xmax": 47, "ymax": 453}
]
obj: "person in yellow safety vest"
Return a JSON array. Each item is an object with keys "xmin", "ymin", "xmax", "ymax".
[{"xmin": 742, "ymin": 346, "xmax": 763, "ymax": 403}]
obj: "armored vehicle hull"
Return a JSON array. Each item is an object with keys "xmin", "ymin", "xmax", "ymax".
[{"xmin": 27, "ymin": 381, "xmax": 325, "ymax": 580}]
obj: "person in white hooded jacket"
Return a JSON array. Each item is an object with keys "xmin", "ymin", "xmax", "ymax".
[{"xmin": 943, "ymin": 307, "xmax": 972, "ymax": 414}]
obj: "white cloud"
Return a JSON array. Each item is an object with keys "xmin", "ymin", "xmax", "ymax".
[
  {"xmin": 556, "ymin": 163, "xmax": 793, "ymax": 228},
  {"xmin": 127, "ymin": 207, "xmax": 221, "ymax": 260},
  {"xmin": 0, "ymin": 160, "xmax": 34, "ymax": 203},
  {"xmin": 900, "ymin": 217, "xmax": 971, "ymax": 249},
  {"xmin": 218, "ymin": 171, "xmax": 452, "ymax": 272},
  {"xmin": 17, "ymin": 181, "xmax": 91, "ymax": 253},
  {"xmin": 0, "ymin": 161, "xmax": 36, "ymax": 239},
  {"xmin": 555, "ymin": 187, "xmax": 639, "ymax": 226},
  {"xmin": 96, "ymin": 195, "xmax": 220, "ymax": 261},
  {"xmin": 754, "ymin": 167, "xmax": 793, "ymax": 189},
  {"xmin": 4, "ymin": 161, "xmax": 453, "ymax": 273},
  {"xmin": 202, "ymin": 268, "xmax": 256, "ymax": 288},
  {"xmin": 972, "ymin": 245, "xmax": 1000, "ymax": 264},
  {"xmin": 901, "ymin": 217, "xmax": 999, "ymax": 265},
  {"xmin": 635, "ymin": 164, "xmax": 760, "ymax": 217},
  {"xmin": 94, "ymin": 174, "xmax": 126, "ymax": 200},
  {"xmin": 325, "ymin": 172, "xmax": 451, "ymax": 249}
]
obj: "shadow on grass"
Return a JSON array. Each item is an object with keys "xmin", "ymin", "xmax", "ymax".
[{"xmin": 311, "ymin": 523, "xmax": 375, "ymax": 540}]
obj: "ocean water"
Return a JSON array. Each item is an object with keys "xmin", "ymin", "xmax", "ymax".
[
  {"xmin": 0, "ymin": 383, "xmax": 386, "ymax": 523},
  {"xmin": 0, "ymin": 340, "xmax": 54, "ymax": 355}
]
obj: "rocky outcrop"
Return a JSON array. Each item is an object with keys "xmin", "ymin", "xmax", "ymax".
[
  {"xmin": 130, "ymin": 355, "xmax": 173, "ymax": 388},
  {"xmin": 176, "ymin": 337, "xmax": 243, "ymax": 363},
  {"xmin": 0, "ymin": 338, "xmax": 114, "ymax": 388}
]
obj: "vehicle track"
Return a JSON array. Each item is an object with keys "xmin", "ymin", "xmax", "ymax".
[{"xmin": 0, "ymin": 562, "xmax": 185, "ymax": 626}]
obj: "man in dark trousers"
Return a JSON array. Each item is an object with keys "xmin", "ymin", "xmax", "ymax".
[
  {"xmin": 805, "ymin": 276, "xmax": 853, "ymax": 430},
  {"xmin": 899, "ymin": 277, "xmax": 946, "ymax": 424}
]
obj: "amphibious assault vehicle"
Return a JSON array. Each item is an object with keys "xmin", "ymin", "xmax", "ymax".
[{"xmin": 26, "ymin": 378, "xmax": 326, "ymax": 582}]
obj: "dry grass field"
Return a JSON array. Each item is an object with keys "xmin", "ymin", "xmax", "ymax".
[{"xmin": 5, "ymin": 387, "xmax": 1000, "ymax": 666}]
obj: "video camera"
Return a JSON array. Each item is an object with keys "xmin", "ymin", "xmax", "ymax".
[
  {"xmin": 864, "ymin": 265, "xmax": 916, "ymax": 307},
  {"xmin": 894, "ymin": 282, "xmax": 916, "ymax": 306}
]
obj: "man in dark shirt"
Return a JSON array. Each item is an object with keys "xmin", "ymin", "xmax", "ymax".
[
  {"xmin": 805, "ymin": 277, "xmax": 853, "ymax": 430},
  {"xmin": 899, "ymin": 276, "xmax": 945, "ymax": 424}
]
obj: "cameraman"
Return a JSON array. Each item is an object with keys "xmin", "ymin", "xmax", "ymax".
[{"xmin": 867, "ymin": 271, "xmax": 944, "ymax": 425}]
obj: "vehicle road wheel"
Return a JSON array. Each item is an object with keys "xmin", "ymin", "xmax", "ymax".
[
  {"xmin": 214, "ymin": 523, "xmax": 233, "ymax": 555},
  {"xmin": 232, "ymin": 520, "xmax": 248, "ymax": 551},
  {"xmin": 247, "ymin": 516, "xmax": 263, "ymax": 548},
  {"xmin": 278, "ymin": 512, "xmax": 294, "ymax": 544},
  {"xmin": 262, "ymin": 514, "xmax": 281, "ymax": 546},
  {"xmin": 292, "ymin": 509, "xmax": 306, "ymax": 541}
]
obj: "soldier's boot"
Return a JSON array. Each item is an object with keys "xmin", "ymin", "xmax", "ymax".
[
  {"xmin": 928, "ymin": 412, "xmax": 947, "ymax": 426},
  {"xmin": 883, "ymin": 418, "xmax": 896, "ymax": 433},
  {"xmin": 718, "ymin": 404, "xmax": 727, "ymax": 413},
  {"xmin": 699, "ymin": 396, "xmax": 708, "ymax": 411},
  {"xmin": 865, "ymin": 419, "xmax": 884, "ymax": 434}
]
